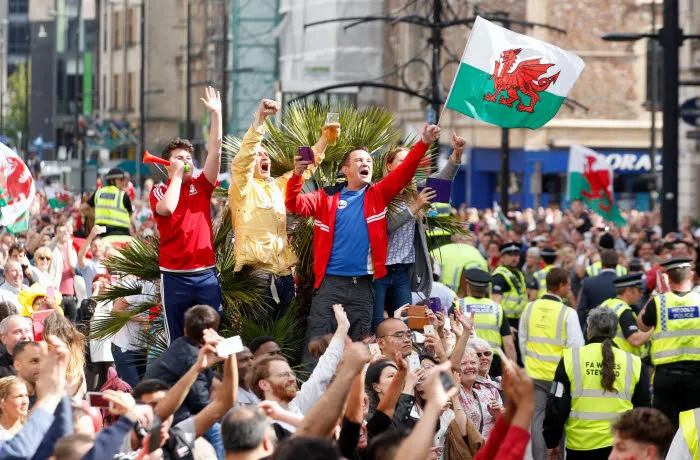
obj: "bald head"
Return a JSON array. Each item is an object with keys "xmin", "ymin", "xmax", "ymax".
[
  {"xmin": 376, "ymin": 318, "xmax": 412, "ymax": 358},
  {"xmin": 222, "ymin": 407, "xmax": 274, "ymax": 456}
]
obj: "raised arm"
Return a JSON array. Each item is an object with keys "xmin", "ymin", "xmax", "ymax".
[
  {"xmin": 78, "ymin": 225, "xmax": 102, "ymax": 270},
  {"xmin": 276, "ymin": 123, "xmax": 333, "ymax": 189},
  {"xmin": 450, "ymin": 309, "xmax": 474, "ymax": 370},
  {"xmin": 425, "ymin": 132, "xmax": 466, "ymax": 182},
  {"xmin": 192, "ymin": 353, "xmax": 238, "ymax": 438},
  {"xmin": 200, "ymin": 86, "xmax": 222, "ymax": 185},
  {"xmin": 153, "ymin": 342, "xmax": 223, "ymax": 421},
  {"xmin": 229, "ymin": 99, "xmax": 278, "ymax": 197},
  {"xmin": 285, "ymin": 158, "xmax": 323, "ymax": 217},
  {"xmin": 154, "ymin": 159, "xmax": 187, "ymax": 216},
  {"xmin": 294, "ymin": 343, "xmax": 370, "ymax": 438}
]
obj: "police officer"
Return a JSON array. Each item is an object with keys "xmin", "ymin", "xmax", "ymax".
[
  {"xmin": 671, "ymin": 407, "xmax": 700, "ymax": 458},
  {"xmin": 86, "ymin": 168, "xmax": 133, "ymax": 238},
  {"xmin": 544, "ymin": 307, "xmax": 649, "ymax": 460},
  {"xmin": 491, "ymin": 242, "xmax": 528, "ymax": 331},
  {"xmin": 431, "ymin": 234, "xmax": 488, "ymax": 293},
  {"xmin": 600, "ymin": 274, "xmax": 653, "ymax": 356},
  {"xmin": 638, "ymin": 257, "xmax": 700, "ymax": 428},
  {"xmin": 586, "ymin": 233, "xmax": 628, "ymax": 277},
  {"xmin": 535, "ymin": 247, "xmax": 557, "ymax": 299},
  {"xmin": 519, "ymin": 267, "xmax": 584, "ymax": 460},
  {"xmin": 460, "ymin": 268, "xmax": 516, "ymax": 373}
]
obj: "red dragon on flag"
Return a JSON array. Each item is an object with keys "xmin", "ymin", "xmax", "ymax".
[
  {"xmin": 483, "ymin": 48, "xmax": 561, "ymax": 113},
  {"xmin": 0, "ymin": 143, "xmax": 35, "ymax": 226}
]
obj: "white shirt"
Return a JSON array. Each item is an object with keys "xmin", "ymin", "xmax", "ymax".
[
  {"xmin": 0, "ymin": 282, "xmax": 23, "ymax": 312},
  {"xmin": 666, "ymin": 428, "xmax": 693, "ymax": 460},
  {"xmin": 518, "ymin": 294, "xmax": 585, "ymax": 363},
  {"xmin": 112, "ymin": 281, "xmax": 156, "ymax": 351}
]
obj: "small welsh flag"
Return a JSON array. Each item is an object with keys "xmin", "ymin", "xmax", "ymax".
[
  {"xmin": 493, "ymin": 201, "xmax": 511, "ymax": 231},
  {"xmin": 445, "ymin": 16, "xmax": 585, "ymax": 129},
  {"xmin": 567, "ymin": 145, "xmax": 626, "ymax": 226}
]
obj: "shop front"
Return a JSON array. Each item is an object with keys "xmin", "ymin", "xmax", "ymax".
[{"xmin": 451, "ymin": 148, "xmax": 661, "ymax": 211}]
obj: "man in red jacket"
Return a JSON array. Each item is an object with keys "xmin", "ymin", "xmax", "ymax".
[{"xmin": 286, "ymin": 123, "xmax": 441, "ymax": 355}]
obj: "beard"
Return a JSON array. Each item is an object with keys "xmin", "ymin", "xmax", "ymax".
[{"xmin": 269, "ymin": 380, "xmax": 297, "ymax": 402}]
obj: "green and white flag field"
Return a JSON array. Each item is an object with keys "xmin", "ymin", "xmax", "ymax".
[
  {"xmin": 567, "ymin": 145, "xmax": 625, "ymax": 226},
  {"xmin": 445, "ymin": 16, "xmax": 585, "ymax": 129}
]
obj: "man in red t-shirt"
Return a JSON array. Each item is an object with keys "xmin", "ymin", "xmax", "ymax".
[{"xmin": 149, "ymin": 86, "xmax": 223, "ymax": 344}]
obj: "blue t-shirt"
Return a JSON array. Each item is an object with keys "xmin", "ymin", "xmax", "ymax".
[{"xmin": 326, "ymin": 186, "xmax": 373, "ymax": 276}]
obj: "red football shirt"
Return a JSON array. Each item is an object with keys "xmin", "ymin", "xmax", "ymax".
[{"xmin": 150, "ymin": 173, "xmax": 216, "ymax": 272}]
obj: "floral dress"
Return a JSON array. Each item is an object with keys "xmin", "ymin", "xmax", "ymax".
[{"xmin": 457, "ymin": 382, "xmax": 503, "ymax": 439}]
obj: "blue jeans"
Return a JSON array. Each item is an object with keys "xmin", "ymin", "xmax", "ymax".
[
  {"xmin": 372, "ymin": 264, "xmax": 412, "ymax": 331},
  {"xmin": 205, "ymin": 422, "xmax": 224, "ymax": 460},
  {"xmin": 161, "ymin": 268, "xmax": 223, "ymax": 344},
  {"xmin": 111, "ymin": 345, "xmax": 147, "ymax": 389}
]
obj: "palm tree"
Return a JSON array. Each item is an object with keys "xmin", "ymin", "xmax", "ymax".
[{"xmin": 89, "ymin": 102, "xmax": 466, "ymax": 359}]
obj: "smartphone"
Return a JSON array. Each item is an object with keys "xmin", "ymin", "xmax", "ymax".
[
  {"xmin": 427, "ymin": 297, "xmax": 442, "ymax": 313},
  {"xmin": 439, "ymin": 370, "xmax": 455, "ymax": 392},
  {"xmin": 217, "ymin": 335, "xmax": 244, "ymax": 358},
  {"xmin": 87, "ymin": 392, "xmax": 111, "ymax": 408},
  {"xmin": 423, "ymin": 324, "xmax": 436, "ymax": 337},
  {"xmin": 408, "ymin": 354, "xmax": 421, "ymax": 372},
  {"xmin": 94, "ymin": 225, "xmax": 107, "ymax": 235},
  {"xmin": 148, "ymin": 415, "xmax": 162, "ymax": 453},
  {"xmin": 298, "ymin": 146, "xmax": 316, "ymax": 165},
  {"xmin": 368, "ymin": 343, "xmax": 381, "ymax": 359}
]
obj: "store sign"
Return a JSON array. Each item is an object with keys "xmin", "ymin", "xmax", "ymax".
[{"xmin": 603, "ymin": 153, "xmax": 662, "ymax": 172}]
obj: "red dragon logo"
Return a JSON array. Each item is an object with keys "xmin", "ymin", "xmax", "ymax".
[
  {"xmin": 483, "ymin": 48, "xmax": 560, "ymax": 113},
  {"xmin": 0, "ymin": 156, "xmax": 32, "ymax": 207},
  {"xmin": 581, "ymin": 154, "xmax": 613, "ymax": 213}
]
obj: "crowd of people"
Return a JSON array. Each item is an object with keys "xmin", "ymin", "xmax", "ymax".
[{"xmin": 0, "ymin": 89, "xmax": 698, "ymax": 459}]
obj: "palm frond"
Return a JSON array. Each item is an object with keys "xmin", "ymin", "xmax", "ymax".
[
  {"xmin": 103, "ymin": 237, "xmax": 160, "ymax": 281},
  {"xmin": 88, "ymin": 300, "xmax": 157, "ymax": 340},
  {"xmin": 213, "ymin": 204, "xmax": 233, "ymax": 250},
  {"xmin": 424, "ymin": 215, "xmax": 469, "ymax": 251},
  {"xmin": 228, "ymin": 305, "xmax": 306, "ymax": 360}
]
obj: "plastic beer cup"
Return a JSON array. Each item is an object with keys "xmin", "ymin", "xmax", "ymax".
[{"xmin": 324, "ymin": 113, "xmax": 340, "ymax": 146}]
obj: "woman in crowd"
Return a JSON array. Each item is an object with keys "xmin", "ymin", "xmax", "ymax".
[
  {"xmin": 43, "ymin": 313, "xmax": 87, "ymax": 401},
  {"xmin": 374, "ymin": 134, "xmax": 466, "ymax": 330},
  {"xmin": 0, "ymin": 376, "xmax": 30, "ymax": 440},
  {"xmin": 468, "ymin": 339, "xmax": 502, "ymax": 397},
  {"xmin": 28, "ymin": 246, "xmax": 57, "ymax": 288},
  {"xmin": 458, "ymin": 347, "xmax": 503, "ymax": 439}
]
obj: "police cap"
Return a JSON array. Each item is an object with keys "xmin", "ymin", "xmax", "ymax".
[
  {"xmin": 660, "ymin": 257, "xmax": 693, "ymax": 272},
  {"xmin": 463, "ymin": 268, "xmax": 491, "ymax": 288},
  {"xmin": 612, "ymin": 273, "xmax": 643, "ymax": 289},
  {"xmin": 499, "ymin": 242, "xmax": 521, "ymax": 255}
]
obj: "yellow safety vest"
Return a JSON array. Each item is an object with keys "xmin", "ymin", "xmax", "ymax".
[
  {"xmin": 586, "ymin": 262, "xmax": 627, "ymax": 277},
  {"xmin": 680, "ymin": 408, "xmax": 700, "ymax": 460},
  {"xmin": 492, "ymin": 266, "xmax": 528, "ymax": 319},
  {"xmin": 650, "ymin": 291, "xmax": 700, "ymax": 366},
  {"xmin": 459, "ymin": 296, "xmax": 504, "ymax": 348},
  {"xmin": 563, "ymin": 343, "xmax": 641, "ymax": 451},
  {"xmin": 535, "ymin": 265, "xmax": 554, "ymax": 299},
  {"xmin": 600, "ymin": 298, "xmax": 643, "ymax": 356},
  {"xmin": 431, "ymin": 244, "xmax": 488, "ymax": 292},
  {"xmin": 426, "ymin": 203, "xmax": 452, "ymax": 237},
  {"xmin": 522, "ymin": 298, "xmax": 570, "ymax": 381},
  {"xmin": 94, "ymin": 185, "xmax": 130, "ymax": 229}
]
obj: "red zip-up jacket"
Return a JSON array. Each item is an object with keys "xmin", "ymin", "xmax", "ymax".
[{"xmin": 285, "ymin": 140, "xmax": 430, "ymax": 289}]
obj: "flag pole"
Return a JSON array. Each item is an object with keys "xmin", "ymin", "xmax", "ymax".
[{"xmin": 436, "ymin": 105, "xmax": 447, "ymax": 126}]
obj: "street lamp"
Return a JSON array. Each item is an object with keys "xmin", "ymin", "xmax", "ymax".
[{"xmin": 602, "ymin": 0, "xmax": 700, "ymax": 234}]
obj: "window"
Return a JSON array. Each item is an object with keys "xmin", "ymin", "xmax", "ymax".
[
  {"xmin": 112, "ymin": 75, "xmax": 120, "ymax": 111},
  {"xmin": 126, "ymin": 8, "xmax": 136, "ymax": 44},
  {"xmin": 9, "ymin": 0, "xmax": 28, "ymax": 15},
  {"xmin": 7, "ymin": 22, "xmax": 29, "ymax": 55},
  {"xmin": 127, "ymin": 72, "xmax": 135, "ymax": 111},
  {"xmin": 112, "ymin": 11, "xmax": 122, "ymax": 49}
]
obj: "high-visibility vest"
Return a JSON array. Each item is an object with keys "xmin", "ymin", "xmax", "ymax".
[
  {"xmin": 586, "ymin": 262, "xmax": 627, "ymax": 277},
  {"xmin": 600, "ymin": 298, "xmax": 643, "ymax": 356},
  {"xmin": 522, "ymin": 298, "xmax": 571, "ymax": 381},
  {"xmin": 426, "ymin": 203, "xmax": 452, "ymax": 237},
  {"xmin": 460, "ymin": 296, "xmax": 504, "ymax": 348},
  {"xmin": 563, "ymin": 343, "xmax": 641, "ymax": 451},
  {"xmin": 535, "ymin": 265, "xmax": 554, "ymax": 298},
  {"xmin": 94, "ymin": 185, "xmax": 130, "ymax": 229},
  {"xmin": 679, "ymin": 408, "xmax": 700, "ymax": 460},
  {"xmin": 492, "ymin": 266, "xmax": 528, "ymax": 319},
  {"xmin": 431, "ymin": 244, "xmax": 488, "ymax": 292},
  {"xmin": 650, "ymin": 291, "xmax": 700, "ymax": 366}
]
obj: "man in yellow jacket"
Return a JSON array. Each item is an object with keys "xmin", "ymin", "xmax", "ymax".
[{"xmin": 228, "ymin": 99, "xmax": 335, "ymax": 318}]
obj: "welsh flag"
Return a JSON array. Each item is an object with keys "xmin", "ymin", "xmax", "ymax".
[
  {"xmin": 445, "ymin": 16, "xmax": 585, "ymax": 129},
  {"xmin": 0, "ymin": 143, "xmax": 34, "ymax": 227},
  {"xmin": 567, "ymin": 145, "xmax": 626, "ymax": 226},
  {"xmin": 46, "ymin": 185, "xmax": 69, "ymax": 209}
]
